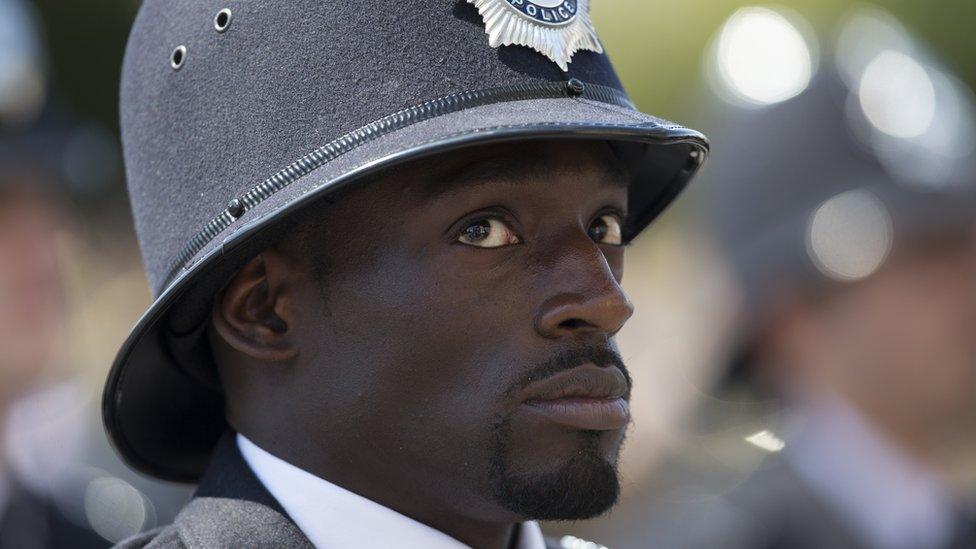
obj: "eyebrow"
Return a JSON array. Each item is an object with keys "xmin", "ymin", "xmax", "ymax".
[{"xmin": 413, "ymin": 149, "xmax": 630, "ymax": 199}]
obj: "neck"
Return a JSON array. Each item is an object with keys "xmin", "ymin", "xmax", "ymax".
[
  {"xmin": 305, "ymin": 460, "xmax": 519, "ymax": 549},
  {"xmin": 454, "ymin": 523, "xmax": 518, "ymax": 549},
  {"xmin": 867, "ymin": 410, "xmax": 950, "ymax": 471},
  {"xmin": 241, "ymin": 432, "xmax": 522, "ymax": 549},
  {"xmin": 796, "ymin": 391, "xmax": 948, "ymax": 472}
]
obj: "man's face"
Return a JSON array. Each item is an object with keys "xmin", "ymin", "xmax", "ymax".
[
  {"xmin": 217, "ymin": 140, "xmax": 635, "ymax": 522},
  {"xmin": 788, "ymin": 232, "xmax": 976, "ymax": 446},
  {"xmin": 0, "ymin": 186, "xmax": 65, "ymax": 405}
]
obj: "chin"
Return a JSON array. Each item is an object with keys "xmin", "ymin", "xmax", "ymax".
[{"xmin": 489, "ymin": 423, "xmax": 623, "ymax": 521}]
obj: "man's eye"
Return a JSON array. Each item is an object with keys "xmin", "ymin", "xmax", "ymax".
[
  {"xmin": 457, "ymin": 217, "xmax": 521, "ymax": 248},
  {"xmin": 588, "ymin": 214, "xmax": 623, "ymax": 245}
]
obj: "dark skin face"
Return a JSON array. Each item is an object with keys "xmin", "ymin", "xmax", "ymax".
[{"xmin": 209, "ymin": 140, "xmax": 635, "ymax": 549}]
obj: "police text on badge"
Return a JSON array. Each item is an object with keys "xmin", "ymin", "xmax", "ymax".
[{"xmin": 468, "ymin": 0, "xmax": 603, "ymax": 71}]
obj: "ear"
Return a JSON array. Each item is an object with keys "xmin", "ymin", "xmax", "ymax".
[{"xmin": 211, "ymin": 249, "xmax": 299, "ymax": 362}]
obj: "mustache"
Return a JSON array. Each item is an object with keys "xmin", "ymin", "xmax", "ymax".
[{"xmin": 506, "ymin": 343, "xmax": 631, "ymax": 398}]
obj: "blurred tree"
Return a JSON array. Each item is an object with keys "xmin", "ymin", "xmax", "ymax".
[{"xmin": 593, "ymin": 0, "xmax": 976, "ymax": 120}]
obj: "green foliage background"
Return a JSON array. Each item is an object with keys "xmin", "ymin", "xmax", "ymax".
[{"xmin": 593, "ymin": 0, "xmax": 975, "ymax": 121}]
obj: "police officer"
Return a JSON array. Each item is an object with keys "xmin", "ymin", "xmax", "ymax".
[
  {"xmin": 662, "ymin": 44, "xmax": 976, "ymax": 549},
  {"xmin": 105, "ymin": 1, "xmax": 707, "ymax": 547}
]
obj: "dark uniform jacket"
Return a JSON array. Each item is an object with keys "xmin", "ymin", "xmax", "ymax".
[
  {"xmin": 0, "ymin": 473, "xmax": 108, "ymax": 549},
  {"xmin": 677, "ymin": 456, "xmax": 870, "ymax": 549},
  {"xmin": 665, "ymin": 455, "xmax": 976, "ymax": 549},
  {"xmin": 116, "ymin": 434, "xmax": 566, "ymax": 549}
]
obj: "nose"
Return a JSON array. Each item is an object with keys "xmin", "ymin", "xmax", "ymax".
[{"xmin": 535, "ymin": 244, "xmax": 634, "ymax": 340}]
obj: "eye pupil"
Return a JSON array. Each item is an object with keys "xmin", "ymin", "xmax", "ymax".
[
  {"xmin": 589, "ymin": 218, "xmax": 608, "ymax": 242},
  {"xmin": 463, "ymin": 220, "xmax": 491, "ymax": 242}
]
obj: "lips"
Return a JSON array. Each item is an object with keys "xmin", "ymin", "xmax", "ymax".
[{"xmin": 520, "ymin": 364, "xmax": 631, "ymax": 431}]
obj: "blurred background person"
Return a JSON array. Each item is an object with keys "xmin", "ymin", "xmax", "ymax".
[
  {"xmin": 0, "ymin": 132, "xmax": 108, "ymax": 547},
  {"xmin": 642, "ymin": 8, "xmax": 976, "ymax": 549},
  {"xmin": 1, "ymin": 0, "xmax": 190, "ymax": 546},
  {"xmin": 0, "ymin": 1, "xmax": 99, "ymax": 545}
]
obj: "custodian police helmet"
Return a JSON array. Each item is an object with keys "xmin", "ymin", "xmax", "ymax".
[
  {"xmin": 702, "ymin": 63, "xmax": 976, "ymax": 389},
  {"xmin": 104, "ymin": 0, "xmax": 709, "ymax": 481}
]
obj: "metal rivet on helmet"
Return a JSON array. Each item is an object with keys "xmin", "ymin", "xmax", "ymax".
[
  {"xmin": 227, "ymin": 198, "xmax": 245, "ymax": 218},
  {"xmin": 170, "ymin": 45, "xmax": 187, "ymax": 70},
  {"xmin": 566, "ymin": 78, "xmax": 586, "ymax": 97},
  {"xmin": 214, "ymin": 8, "xmax": 232, "ymax": 33}
]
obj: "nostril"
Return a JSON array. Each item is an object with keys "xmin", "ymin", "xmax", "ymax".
[{"xmin": 559, "ymin": 318, "xmax": 593, "ymax": 331}]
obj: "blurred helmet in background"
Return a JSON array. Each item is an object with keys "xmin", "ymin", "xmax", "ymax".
[{"xmin": 699, "ymin": 6, "xmax": 976, "ymax": 390}]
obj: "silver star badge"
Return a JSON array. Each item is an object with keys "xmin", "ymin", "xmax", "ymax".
[{"xmin": 467, "ymin": 0, "xmax": 604, "ymax": 72}]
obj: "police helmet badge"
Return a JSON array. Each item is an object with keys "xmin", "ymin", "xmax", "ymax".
[{"xmin": 467, "ymin": 0, "xmax": 603, "ymax": 71}]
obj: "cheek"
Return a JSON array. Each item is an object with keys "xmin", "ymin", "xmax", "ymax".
[
  {"xmin": 604, "ymin": 247, "xmax": 625, "ymax": 282},
  {"xmin": 314, "ymin": 247, "xmax": 535, "ymax": 425},
  {"xmin": 907, "ymin": 293, "xmax": 976, "ymax": 401},
  {"xmin": 836, "ymin": 282, "xmax": 976, "ymax": 402}
]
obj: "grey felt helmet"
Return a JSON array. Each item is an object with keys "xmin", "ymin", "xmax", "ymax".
[
  {"xmin": 104, "ymin": 0, "xmax": 709, "ymax": 482},
  {"xmin": 701, "ymin": 65, "xmax": 976, "ymax": 389}
]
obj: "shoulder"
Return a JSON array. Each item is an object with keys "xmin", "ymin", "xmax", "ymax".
[
  {"xmin": 113, "ymin": 497, "xmax": 312, "ymax": 549},
  {"xmin": 650, "ymin": 458, "xmax": 866, "ymax": 549}
]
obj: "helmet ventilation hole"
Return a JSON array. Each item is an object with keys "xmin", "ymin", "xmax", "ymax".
[
  {"xmin": 214, "ymin": 8, "xmax": 232, "ymax": 33},
  {"xmin": 170, "ymin": 45, "xmax": 187, "ymax": 70}
]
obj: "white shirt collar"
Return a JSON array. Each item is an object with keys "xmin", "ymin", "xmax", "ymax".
[
  {"xmin": 237, "ymin": 434, "xmax": 547, "ymax": 549},
  {"xmin": 784, "ymin": 395, "xmax": 955, "ymax": 549}
]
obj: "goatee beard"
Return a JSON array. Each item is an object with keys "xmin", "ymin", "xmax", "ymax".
[{"xmin": 488, "ymin": 416, "xmax": 621, "ymax": 521}]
